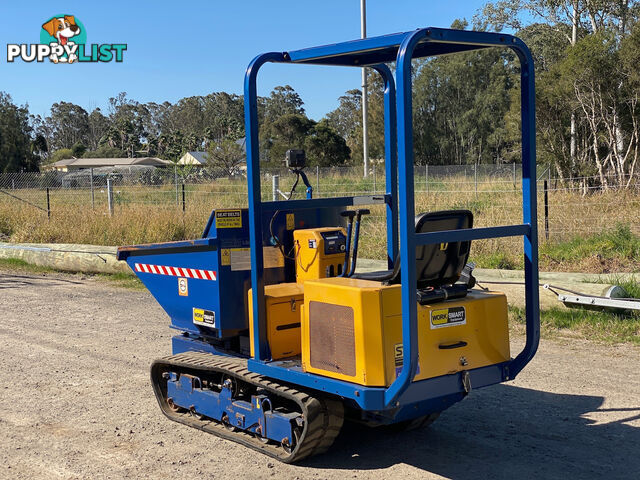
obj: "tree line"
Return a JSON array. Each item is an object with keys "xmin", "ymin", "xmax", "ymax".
[{"xmin": 1, "ymin": 0, "xmax": 638, "ymax": 187}]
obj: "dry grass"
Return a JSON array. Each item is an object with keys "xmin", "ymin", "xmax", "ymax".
[{"xmin": 2, "ymin": 172, "xmax": 640, "ymax": 273}]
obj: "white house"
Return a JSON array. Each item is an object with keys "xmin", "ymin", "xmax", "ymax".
[{"xmin": 177, "ymin": 151, "xmax": 209, "ymax": 166}]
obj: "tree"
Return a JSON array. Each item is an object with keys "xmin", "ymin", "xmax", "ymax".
[
  {"xmin": 48, "ymin": 101, "xmax": 90, "ymax": 150},
  {"xmin": 157, "ymin": 130, "xmax": 186, "ymax": 162},
  {"xmin": 475, "ymin": 0, "xmax": 640, "ymax": 184},
  {"xmin": 304, "ymin": 120, "xmax": 351, "ymax": 167},
  {"xmin": 206, "ymin": 138, "xmax": 245, "ymax": 177},
  {"xmin": 325, "ymin": 70, "xmax": 385, "ymax": 165},
  {"xmin": 0, "ymin": 93, "xmax": 37, "ymax": 172},
  {"xmin": 202, "ymin": 92, "xmax": 245, "ymax": 144},
  {"xmin": 554, "ymin": 29, "xmax": 640, "ymax": 187},
  {"xmin": 326, "ymin": 89, "xmax": 361, "ymax": 140},
  {"xmin": 48, "ymin": 148, "xmax": 73, "ymax": 165},
  {"xmin": 82, "ymin": 145, "xmax": 125, "ymax": 158},
  {"xmin": 263, "ymin": 85, "xmax": 305, "ymax": 124},
  {"xmin": 71, "ymin": 141, "xmax": 86, "ymax": 158},
  {"xmin": 412, "ymin": 19, "xmax": 514, "ymax": 165},
  {"xmin": 87, "ymin": 108, "xmax": 110, "ymax": 150},
  {"xmin": 105, "ymin": 92, "xmax": 148, "ymax": 157},
  {"xmin": 30, "ymin": 133, "xmax": 48, "ymax": 162},
  {"xmin": 30, "ymin": 114, "xmax": 54, "ymax": 162},
  {"xmin": 260, "ymin": 113, "xmax": 314, "ymax": 165}
]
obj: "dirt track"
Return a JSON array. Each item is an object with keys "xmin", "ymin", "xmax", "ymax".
[{"xmin": 0, "ymin": 271, "xmax": 638, "ymax": 480}]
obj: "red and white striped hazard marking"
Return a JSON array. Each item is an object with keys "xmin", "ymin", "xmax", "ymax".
[{"xmin": 134, "ymin": 263, "xmax": 217, "ymax": 281}]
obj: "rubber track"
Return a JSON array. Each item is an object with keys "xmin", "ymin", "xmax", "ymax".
[{"xmin": 150, "ymin": 351, "xmax": 344, "ymax": 463}]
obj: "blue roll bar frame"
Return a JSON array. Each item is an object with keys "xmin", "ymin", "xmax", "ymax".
[{"xmin": 244, "ymin": 27, "xmax": 539, "ymax": 411}]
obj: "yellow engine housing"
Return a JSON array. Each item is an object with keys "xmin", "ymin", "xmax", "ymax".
[
  {"xmin": 248, "ymin": 283, "xmax": 304, "ymax": 360},
  {"xmin": 293, "ymin": 228, "xmax": 347, "ymax": 282},
  {"xmin": 301, "ymin": 277, "xmax": 510, "ymax": 386}
]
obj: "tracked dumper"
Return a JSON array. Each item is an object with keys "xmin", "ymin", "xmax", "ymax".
[{"xmin": 117, "ymin": 27, "xmax": 540, "ymax": 462}]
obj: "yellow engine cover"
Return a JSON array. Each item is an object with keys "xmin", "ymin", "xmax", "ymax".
[
  {"xmin": 248, "ymin": 283, "xmax": 304, "ymax": 360},
  {"xmin": 301, "ymin": 277, "xmax": 510, "ymax": 386},
  {"xmin": 293, "ymin": 228, "xmax": 347, "ymax": 282}
]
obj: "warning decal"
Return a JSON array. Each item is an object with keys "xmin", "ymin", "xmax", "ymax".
[
  {"xmin": 286, "ymin": 213, "xmax": 295, "ymax": 230},
  {"xmin": 430, "ymin": 306, "xmax": 466, "ymax": 329},
  {"xmin": 178, "ymin": 277, "xmax": 188, "ymax": 296},
  {"xmin": 215, "ymin": 210, "xmax": 242, "ymax": 228},
  {"xmin": 193, "ymin": 307, "xmax": 216, "ymax": 328},
  {"xmin": 221, "ymin": 249, "xmax": 231, "ymax": 266}
]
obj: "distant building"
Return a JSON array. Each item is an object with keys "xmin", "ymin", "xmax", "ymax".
[
  {"xmin": 45, "ymin": 157, "xmax": 171, "ymax": 172},
  {"xmin": 178, "ymin": 139, "xmax": 247, "ymax": 168},
  {"xmin": 178, "ymin": 151, "xmax": 209, "ymax": 166}
]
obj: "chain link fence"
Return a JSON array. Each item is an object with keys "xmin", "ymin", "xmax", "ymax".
[{"xmin": 1, "ymin": 164, "xmax": 639, "ymax": 245}]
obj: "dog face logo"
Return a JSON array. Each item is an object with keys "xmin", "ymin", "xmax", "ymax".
[
  {"xmin": 40, "ymin": 14, "xmax": 86, "ymax": 63},
  {"xmin": 42, "ymin": 16, "xmax": 80, "ymax": 47}
]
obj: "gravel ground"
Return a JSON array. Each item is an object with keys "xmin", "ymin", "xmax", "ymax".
[{"xmin": 0, "ymin": 271, "xmax": 638, "ymax": 480}]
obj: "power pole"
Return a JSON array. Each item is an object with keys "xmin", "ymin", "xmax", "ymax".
[
  {"xmin": 570, "ymin": 0, "xmax": 578, "ymax": 173},
  {"xmin": 361, "ymin": 0, "xmax": 369, "ymax": 178}
]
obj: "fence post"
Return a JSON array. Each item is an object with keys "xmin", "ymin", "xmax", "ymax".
[
  {"xmin": 544, "ymin": 179, "xmax": 549, "ymax": 241},
  {"xmin": 90, "ymin": 168, "xmax": 95, "ymax": 210},
  {"xmin": 174, "ymin": 165, "xmax": 179, "ymax": 206},
  {"xmin": 316, "ymin": 165, "xmax": 319, "ymax": 194},
  {"xmin": 182, "ymin": 182, "xmax": 186, "ymax": 212},
  {"xmin": 373, "ymin": 164, "xmax": 376, "ymax": 193},
  {"xmin": 107, "ymin": 177, "xmax": 114, "ymax": 216},
  {"xmin": 425, "ymin": 164, "xmax": 429, "ymax": 193},
  {"xmin": 46, "ymin": 188, "xmax": 50, "ymax": 219},
  {"xmin": 513, "ymin": 162, "xmax": 516, "ymax": 187},
  {"xmin": 272, "ymin": 175, "xmax": 279, "ymax": 201},
  {"xmin": 474, "ymin": 164, "xmax": 478, "ymax": 198}
]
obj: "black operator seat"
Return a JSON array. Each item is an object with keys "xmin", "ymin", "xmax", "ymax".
[{"xmin": 353, "ymin": 210, "xmax": 473, "ymax": 288}]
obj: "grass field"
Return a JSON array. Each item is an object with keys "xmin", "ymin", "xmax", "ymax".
[{"xmin": 1, "ymin": 171, "xmax": 640, "ymax": 273}]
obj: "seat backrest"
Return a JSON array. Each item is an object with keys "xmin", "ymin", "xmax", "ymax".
[
  {"xmin": 385, "ymin": 209, "xmax": 473, "ymax": 288},
  {"xmin": 414, "ymin": 210, "xmax": 473, "ymax": 288}
]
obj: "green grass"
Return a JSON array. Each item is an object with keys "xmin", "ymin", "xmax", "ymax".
[
  {"xmin": 92, "ymin": 271, "xmax": 143, "ymax": 290},
  {"xmin": 618, "ymin": 278, "xmax": 640, "ymax": 298},
  {"xmin": 540, "ymin": 224, "xmax": 640, "ymax": 264},
  {"xmin": 473, "ymin": 251, "xmax": 522, "ymax": 270},
  {"xmin": 472, "ymin": 226, "xmax": 640, "ymax": 271},
  {"xmin": 0, "ymin": 257, "xmax": 56, "ymax": 273},
  {"xmin": 0, "ymin": 257, "xmax": 143, "ymax": 289}
]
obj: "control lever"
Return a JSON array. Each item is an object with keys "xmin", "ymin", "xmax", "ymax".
[
  {"xmin": 347, "ymin": 209, "xmax": 370, "ymax": 277},
  {"xmin": 340, "ymin": 210, "xmax": 356, "ymax": 277}
]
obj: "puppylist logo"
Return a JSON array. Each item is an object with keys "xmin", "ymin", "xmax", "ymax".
[{"xmin": 7, "ymin": 15, "xmax": 126, "ymax": 64}]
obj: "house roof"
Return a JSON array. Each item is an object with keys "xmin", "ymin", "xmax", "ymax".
[
  {"xmin": 183, "ymin": 138, "xmax": 247, "ymax": 165},
  {"xmin": 50, "ymin": 157, "xmax": 171, "ymax": 168},
  {"xmin": 235, "ymin": 137, "xmax": 246, "ymax": 152},
  {"xmin": 183, "ymin": 151, "xmax": 209, "ymax": 164}
]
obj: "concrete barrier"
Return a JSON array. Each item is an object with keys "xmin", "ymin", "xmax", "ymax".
[{"xmin": 0, "ymin": 244, "xmax": 634, "ymax": 310}]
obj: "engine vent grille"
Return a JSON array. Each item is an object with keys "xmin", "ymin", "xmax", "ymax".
[{"xmin": 308, "ymin": 301, "xmax": 356, "ymax": 376}]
